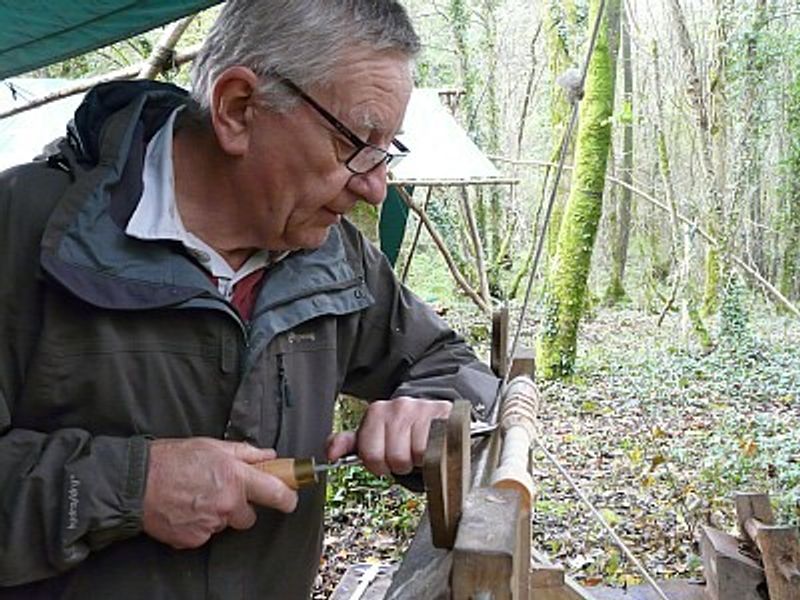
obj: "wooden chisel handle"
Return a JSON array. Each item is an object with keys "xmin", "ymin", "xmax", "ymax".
[{"xmin": 252, "ymin": 458, "xmax": 318, "ymax": 490}]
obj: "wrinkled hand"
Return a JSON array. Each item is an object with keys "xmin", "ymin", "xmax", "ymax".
[
  {"xmin": 142, "ymin": 438, "xmax": 298, "ymax": 549},
  {"xmin": 326, "ymin": 397, "xmax": 452, "ymax": 476}
]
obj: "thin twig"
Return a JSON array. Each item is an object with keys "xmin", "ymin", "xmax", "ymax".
[
  {"xmin": 459, "ymin": 187, "xmax": 491, "ymax": 306},
  {"xmin": 0, "ymin": 45, "xmax": 201, "ymax": 120},
  {"xmin": 400, "ymin": 187, "xmax": 434, "ymax": 284}
]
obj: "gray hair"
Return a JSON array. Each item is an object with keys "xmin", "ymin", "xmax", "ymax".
[{"xmin": 190, "ymin": 0, "xmax": 420, "ymax": 113}]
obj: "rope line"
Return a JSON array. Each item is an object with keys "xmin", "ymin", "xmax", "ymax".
[{"xmin": 534, "ymin": 438, "xmax": 670, "ymax": 600}]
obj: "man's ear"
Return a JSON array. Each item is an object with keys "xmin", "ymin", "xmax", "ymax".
[{"xmin": 209, "ymin": 66, "xmax": 262, "ymax": 156}]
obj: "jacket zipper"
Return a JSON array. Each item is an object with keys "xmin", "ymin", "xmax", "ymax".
[{"xmin": 276, "ymin": 354, "xmax": 292, "ymax": 408}]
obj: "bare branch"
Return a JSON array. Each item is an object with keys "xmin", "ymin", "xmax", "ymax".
[
  {"xmin": 0, "ymin": 45, "xmax": 201, "ymax": 121},
  {"xmin": 394, "ymin": 186, "xmax": 490, "ymax": 314},
  {"xmin": 138, "ymin": 16, "xmax": 196, "ymax": 80},
  {"xmin": 492, "ymin": 156, "xmax": 800, "ymax": 319}
]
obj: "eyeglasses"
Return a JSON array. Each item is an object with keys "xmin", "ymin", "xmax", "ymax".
[{"xmin": 279, "ymin": 78, "xmax": 409, "ymax": 175}]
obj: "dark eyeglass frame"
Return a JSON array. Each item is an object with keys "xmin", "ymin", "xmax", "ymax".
[{"xmin": 279, "ymin": 77, "xmax": 409, "ymax": 175}]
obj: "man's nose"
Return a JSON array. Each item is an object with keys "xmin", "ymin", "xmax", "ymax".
[{"xmin": 346, "ymin": 162, "xmax": 388, "ymax": 206}]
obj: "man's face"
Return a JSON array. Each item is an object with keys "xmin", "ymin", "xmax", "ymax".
[{"xmin": 244, "ymin": 49, "xmax": 413, "ymax": 251}]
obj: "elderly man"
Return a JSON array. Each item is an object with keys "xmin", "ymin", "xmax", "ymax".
[{"xmin": 0, "ymin": 0, "xmax": 497, "ymax": 598}]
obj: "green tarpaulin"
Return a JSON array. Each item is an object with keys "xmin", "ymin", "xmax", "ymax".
[
  {"xmin": 0, "ymin": 1, "xmax": 221, "ymax": 80},
  {"xmin": 379, "ymin": 187, "xmax": 412, "ymax": 267}
]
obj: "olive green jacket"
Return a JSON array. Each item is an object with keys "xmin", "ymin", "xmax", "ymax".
[{"xmin": 0, "ymin": 81, "xmax": 498, "ymax": 598}]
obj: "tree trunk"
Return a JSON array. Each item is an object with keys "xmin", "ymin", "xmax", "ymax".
[
  {"xmin": 509, "ymin": 1, "xmax": 576, "ymax": 298},
  {"xmin": 536, "ymin": 0, "xmax": 620, "ymax": 379},
  {"xmin": 782, "ymin": 26, "xmax": 800, "ymax": 302},
  {"xmin": 739, "ymin": 0, "xmax": 769, "ymax": 277},
  {"xmin": 705, "ymin": 0, "xmax": 734, "ymax": 317},
  {"xmin": 447, "ymin": 0, "xmax": 486, "ymax": 257},
  {"xmin": 783, "ymin": 198, "xmax": 800, "ymax": 301},
  {"xmin": 481, "ymin": 0, "xmax": 503, "ymax": 295},
  {"xmin": 652, "ymin": 40, "xmax": 712, "ymax": 350},
  {"xmin": 544, "ymin": 0, "xmax": 578, "ymax": 264},
  {"xmin": 665, "ymin": 0, "xmax": 724, "ymax": 316},
  {"xmin": 605, "ymin": 7, "xmax": 633, "ymax": 304}
]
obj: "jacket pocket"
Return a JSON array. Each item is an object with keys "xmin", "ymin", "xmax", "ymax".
[{"xmin": 269, "ymin": 319, "xmax": 339, "ymax": 460}]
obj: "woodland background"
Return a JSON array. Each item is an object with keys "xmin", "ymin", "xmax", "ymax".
[{"xmin": 9, "ymin": 0, "xmax": 800, "ymax": 593}]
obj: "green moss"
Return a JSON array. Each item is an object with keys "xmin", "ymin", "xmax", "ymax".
[
  {"xmin": 604, "ymin": 272, "xmax": 626, "ymax": 305},
  {"xmin": 703, "ymin": 247, "xmax": 721, "ymax": 316},
  {"xmin": 688, "ymin": 304, "xmax": 713, "ymax": 353}
]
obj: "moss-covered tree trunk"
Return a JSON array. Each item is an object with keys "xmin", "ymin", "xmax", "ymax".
[
  {"xmin": 605, "ymin": 7, "xmax": 633, "ymax": 304},
  {"xmin": 703, "ymin": 0, "xmax": 733, "ymax": 317},
  {"xmin": 544, "ymin": 0, "xmax": 577, "ymax": 264},
  {"xmin": 536, "ymin": 0, "xmax": 620, "ymax": 379},
  {"xmin": 448, "ymin": 0, "xmax": 484, "ymax": 239},
  {"xmin": 481, "ymin": 0, "xmax": 503, "ymax": 295}
]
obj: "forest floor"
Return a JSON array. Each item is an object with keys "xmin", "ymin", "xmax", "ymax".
[{"xmin": 312, "ymin": 306, "xmax": 800, "ymax": 598}]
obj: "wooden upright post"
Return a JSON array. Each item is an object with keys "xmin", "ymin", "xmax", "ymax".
[
  {"xmin": 492, "ymin": 308, "xmax": 510, "ymax": 378},
  {"xmin": 423, "ymin": 400, "xmax": 471, "ymax": 549},
  {"xmin": 452, "ymin": 487, "xmax": 521, "ymax": 600},
  {"xmin": 735, "ymin": 492, "xmax": 800, "ymax": 600},
  {"xmin": 451, "ymin": 377, "xmax": 539, "ymax": 598}
]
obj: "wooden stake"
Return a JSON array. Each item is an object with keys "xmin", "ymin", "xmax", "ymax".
[
  {"xmin": 492, "ymin": 307, "xmax": 510, "ymax": 378},
  {"xmin": 735, "ymin": 492, "xmax": 800, "ymax": 600}
]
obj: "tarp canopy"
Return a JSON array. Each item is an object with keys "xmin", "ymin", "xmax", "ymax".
[
  {"xmin": 389, "ymin": 89, "xmax": 502, "ymax": 186},
  {"xmin": 0, "ymin": 1, "xmax": 220, "ymax": 80}
]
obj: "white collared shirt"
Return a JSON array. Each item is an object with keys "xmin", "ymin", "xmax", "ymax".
[{"xmin": 126, "ymin": 108, "xmax": 271, "ymax": 301}]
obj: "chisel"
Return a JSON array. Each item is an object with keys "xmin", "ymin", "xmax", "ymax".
[{"xmin": 254, "ymin": 454, "xmax": 362, "ymax": 489}]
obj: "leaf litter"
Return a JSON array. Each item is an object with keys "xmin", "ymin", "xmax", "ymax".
[{"xmin": 314, "ymin": 307, "xmax": 799, "ymax": 596}]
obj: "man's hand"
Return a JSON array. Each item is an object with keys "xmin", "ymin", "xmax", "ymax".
[
  {"xmin": 142, "ymin": 438, "xmax": 298, "ymax": 549},
  {"xmin": 326, "ymin": 397, "xmax": 452, "ymax": 476}
]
